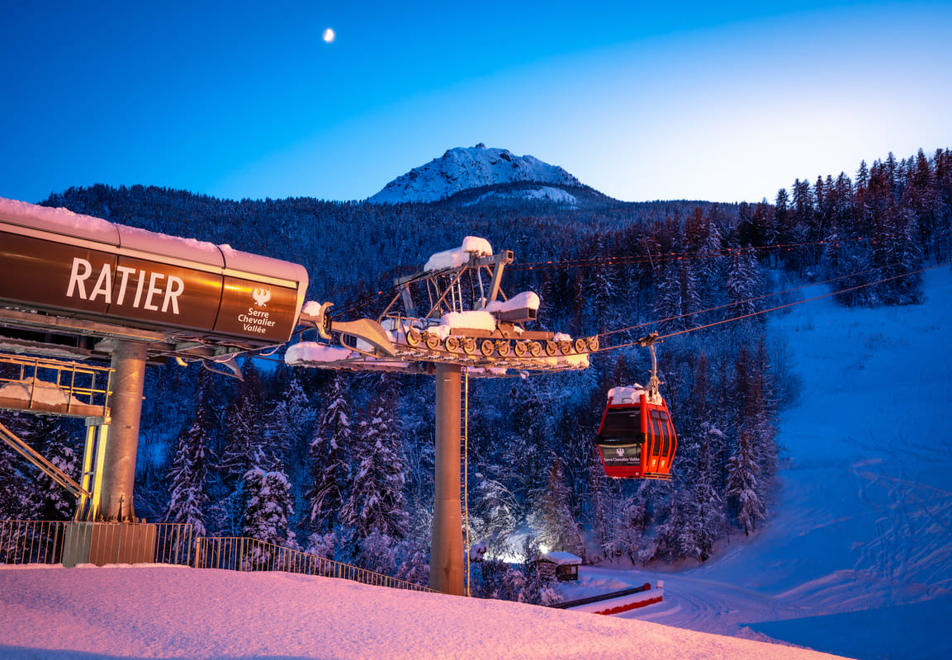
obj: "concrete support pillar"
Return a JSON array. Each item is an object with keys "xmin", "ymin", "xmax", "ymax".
[
  {"xmin": 100, "ymin": 341, "xmax": 147, "ymax": 521},
  {"xmin": 430, "ymin": 363, "xmax": 464, "ymax": 595}
]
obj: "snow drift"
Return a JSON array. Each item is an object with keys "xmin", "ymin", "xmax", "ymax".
[{"xmin": 0, "ymin": 565, "xmax": 842, "ymax": 659}]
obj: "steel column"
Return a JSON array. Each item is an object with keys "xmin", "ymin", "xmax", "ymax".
[
  {"xmin": 430, "ymin": 362, "xmax": 463, "ymax": 595},
  {"xmin": 100, "ymin": 341, "xmax": 147, "ymax": 521}
]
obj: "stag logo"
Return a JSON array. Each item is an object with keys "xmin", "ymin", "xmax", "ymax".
[
  {"xmin": 252, "ymin": 287, "xmax": 272, "ymax": 307},
  {"xmin": 616, "ymin": 448, "xmax": 625, "ymax": 457}
]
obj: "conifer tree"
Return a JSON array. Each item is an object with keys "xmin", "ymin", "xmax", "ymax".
[
  {"xmin": 267, "ymin": 371, "xmax": 315, "ymax": 467},
  {"xmin": 15, "ymin": 416, "xmax": 78, "ymax": 521},
  {"xmin": 726, "ymin": 429, "xmax": 766, "ymax": 536},
  {"xmin": 242, "ymin": 467, "xmax": 295, "ymax": 547},
  {"xmin": 683, "ymin": 423, "xmax": 726, "ymax": 562},
  {"xmin": 340, "ymin": 389, "xmax": 409, "ymax": 548},
  {"xmin": 472, "ymin": 466, "xmax": 519, "ymax": 553},
  {"xmin": 0, "ymin": 440, "xmax": 28, "ymax": 519},
  {"xmin": 532, "ymin": 457, "xmax": 584, "ymax": 556},
  {"xmin": 219, "ymin": 362, "xmax": 269, "ymax": 484},
  {"xmin": 306, "ymin": 373, "xmax": 352, "ymax": 533},
  {"xmin": 164, "ymin": 369, "xmax": 212, "ymax": 536}
]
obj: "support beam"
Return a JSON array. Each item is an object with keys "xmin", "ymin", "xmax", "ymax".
[
  {"xmin": 0, "ymin": 421, "xmax": 89, "ymax": 498},
  {"xmin": 99, "ymin": 341, "xmax": 147, "ymax": 521},
  {"xmin": 430, "ymin": 363, "xmax": 464, "ymax": 595},
  {"xmin": 77, "ymin": 421, "xmax": 109, "ymax": 521}
]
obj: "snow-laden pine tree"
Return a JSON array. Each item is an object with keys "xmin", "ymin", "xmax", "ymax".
[
  {"xmin": 0, "ymin": 440, "xmax": 28, "ymax": 519},
  {"xmin": 726, "ymin": 247, "xmax": 761, "ymax": 319},
  {"xmin": 163, "ymin": 369, "xmax": 212, "ymax": 536},
  {"xmin": 617, "ymin": 485, "xmax": 649, "ymax": 564},
  {"xmin": 726, "ymin": 429, "xmax": 766, "ymax": 536},
  {"xmin": 685, "ymin": 206, "xmax": 724, "ymax": 296},
  {"xmin": 26, "ymin": 417, "xmax": 80, "ymax": 521},
  {"xmin": 471, "ymin": 467, "xmax": 519, "ymax": 554},
  {"xmin": 652, "ymin": 485, "xmax": 686, "ymax": 560},
  {"xmin": 587, "ymin": 461, "xmax": 618, "ymax": 562},
  {"xmin": 354, "ymin": 527, "xmax": 397, "ymax": 574},
  {"xmin": 576, "ymin": 233, "xmax": 619, "ymax": 334},
  {"xmin": 680, "ymin": 423, "xmax": 726, "ymax": 562},
  {"xmin": 0, "ymin": 411, "xmax": 39, "ymax": 519},
  {"xmin": 219, "ymin": 362, "xmax": 270, "ymax": 485},
  {"xmin": 339, "ymin": 388, "xmax": 409, "ymax": 554},
  {"xmin": 500, "ymin": 379, "xmax": 553, "ymax": 507},
  {"xmin": 267, "ymin": 371, "xmax": 315, "ymax": 467},
  {"xmin": 654, "ymin": 259, "xmax": 701, "ymax": 333},
  {"xmin": 531, "ymin": 457, "xmax": 584, "ymax": 557},
  {"xmin": 306, "ymin": 373, "xmax": 351, "ymax": 534},
  {"xmin": 394, "ymin": 537, "xmax": 429, "ymax": 587},
  {"xmin": 241, "ymin": 468, "xmax": 295, "ymax": 548}
]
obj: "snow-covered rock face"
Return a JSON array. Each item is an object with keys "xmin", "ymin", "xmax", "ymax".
[
  {"xmin": 465, "ymin": 185, "xmax": 579, "ymax": 207},
  {"xmin": 368, "ymin": 143, "xmax": 581, "ymax": 204}
]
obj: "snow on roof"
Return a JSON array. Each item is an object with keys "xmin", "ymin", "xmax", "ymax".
[
  {"xmin": 117, "ymin": 224, "xmax": 224, "ymax": 267},
  {"xmin": 440, "ymin": 310, "xmax": 497, "ymax": 332},
  {"xmin": 424, "ymin": 236, "xmax": 493, "ymax": 272},
  {"xmin": 608, "ymin": 385, "xmax": 664, "ymax": 406},
  {"xmin": 219, "ymin": 243, "xmax": 308, "ymax": 284},
  {"xmin": 484, "ymin": 291, "xmax": 540, "ymax": 313},
  {"xmin": 285, "ymin": 342, "xmax": 355, "ymax": 365},
  {"xmin": 607, "ymin": 385, "xmax": 648, "ymax": 405},
  {"xmin": 0, "ymin": 195, "xmax": 119, "ymax": 245},
  {"xmin": 539, "ymin": 551, "xmax": 582, "ymax": 566}
]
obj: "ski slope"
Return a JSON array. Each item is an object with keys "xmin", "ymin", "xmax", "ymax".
[
  {"xmin": 0, "ymin": 564, "xmax": 843, "ymax": 659},
  {"xmin": 567, "ymin": 266, "xmax": 952, "ymax": 659}
]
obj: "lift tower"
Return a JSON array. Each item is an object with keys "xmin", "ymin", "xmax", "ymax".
[{"xmin": 291, "ymin": 237, "xmax": 595, "ymax": 595}]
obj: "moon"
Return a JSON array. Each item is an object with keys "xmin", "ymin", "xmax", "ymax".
[{"xmin": 323, "ymin": 28, "xmax": 335, "ymax": 43}]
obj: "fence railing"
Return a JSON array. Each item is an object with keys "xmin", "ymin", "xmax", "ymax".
[
  {"xmin": 0, "ymin": 521, "xmax": 431, "ymax": 593},
  {"xmin": 0, "ymin": 520, "xmax": 196, "ymax": 566},
  {"xmin": 194, "ymin": 536, "xmax": 432, "ymax": 592},
  {"xmin": 0, "ymin": 519, "xmax": 67, "ymax": 564}
]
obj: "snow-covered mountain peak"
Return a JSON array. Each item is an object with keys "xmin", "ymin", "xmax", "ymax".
[{"xmin": 368, "ymin": 143, "xmax": 582, "ymax": 204}]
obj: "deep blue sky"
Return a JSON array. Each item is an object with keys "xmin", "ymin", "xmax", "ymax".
[{"xmin": 2, "ymin": 1, "xmax": 950, "ymax": 204}]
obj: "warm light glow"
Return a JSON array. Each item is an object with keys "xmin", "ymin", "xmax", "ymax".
[{"xmin": 322, "ymin": 28, "xmax": 335, "ymax": 43}]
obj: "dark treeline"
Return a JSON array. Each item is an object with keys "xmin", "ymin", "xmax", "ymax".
[{"xmin": 2, "ymin": 147, "xmax": 950, "ymax": 601}]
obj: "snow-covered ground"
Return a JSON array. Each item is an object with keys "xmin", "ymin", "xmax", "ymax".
[
  {"xmin": 0, "ymin": 564, "xmax": 841, "ymax": 659},
  {"xmin": 563, "ymin": 266, "xmax": 952, "ymax": 660}
]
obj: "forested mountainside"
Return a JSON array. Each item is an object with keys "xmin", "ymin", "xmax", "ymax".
[{"xmin": 2, "ymin": 147, "xmax": 950, "ymax": 602}]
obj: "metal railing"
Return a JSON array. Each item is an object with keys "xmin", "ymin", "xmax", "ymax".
[
  {"xmin": 0, "ymin": 353, "xmax": 112, "ymax": 419},
  {"xmin": 0, "ymin": 519, "xmax": 67, "ymax": 564},
  {"xmin": 194, "ymin": 536, "xmax": 432, "ymax": 592},
  {"xmin": 0, "ymin": 520, "xmax": 195, "ymax": 566},
  {"xmin": 0, "ymin": 521, "xmax": 431, "ymax": 593}
]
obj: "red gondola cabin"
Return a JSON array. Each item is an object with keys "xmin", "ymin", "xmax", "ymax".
[{"xmin": 596, "ymin": 386, "xmax": 677, "ymax": 480}]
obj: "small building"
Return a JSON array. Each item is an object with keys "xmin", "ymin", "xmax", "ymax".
[{"xmin": 534, "ymin": 551, "xmax": 582, "ymax": 582}]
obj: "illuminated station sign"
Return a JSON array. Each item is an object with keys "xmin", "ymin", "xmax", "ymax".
[{"xmin": 0, "ymin": 198, "xmax": 308, "ymax": 348}]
